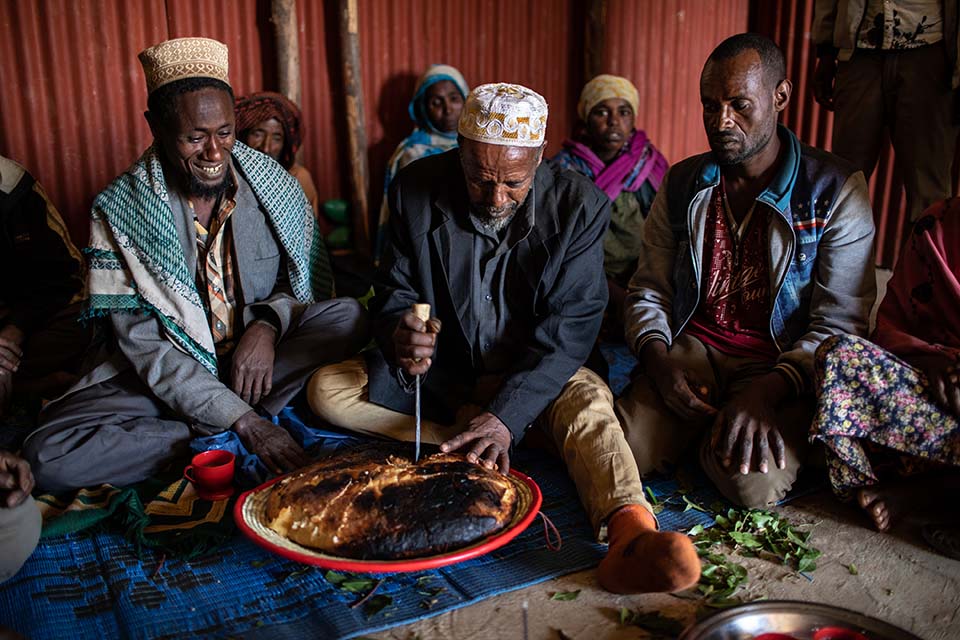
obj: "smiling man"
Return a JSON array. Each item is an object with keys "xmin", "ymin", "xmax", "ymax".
[
  {"xmin": 618, "ymin": 33, "xmax": 877, "ymax": 508},
  {"xmin": 308, "ymin": 83, "xmax": 701, "ymax": 595},
  {"xmin": 22, "ymin": 38, "xmax": 368, "ymax": 491},
  {"xmin": 551, "ymin": 75, "xmax": 668, "ymax": 336}
]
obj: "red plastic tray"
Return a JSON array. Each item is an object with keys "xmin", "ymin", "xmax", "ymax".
[{"xmin": 234, "ymin": 467, "xmax": 543, "ymax": 574}]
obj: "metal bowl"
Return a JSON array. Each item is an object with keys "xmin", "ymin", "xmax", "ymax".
[{"xmin": 680, "ymin": 600, "xmax": 922, "ymax": 640}]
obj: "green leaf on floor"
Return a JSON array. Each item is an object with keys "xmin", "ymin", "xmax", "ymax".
[
  {"xmin": 683, "ymin": 495, "xmax": 709, "ymax": 513},
  {"xmin": 341, "ymin": 579, "xmax": 378, "ymax": 593},
  {"xmin": 324, "ymin": 570, "xmax": 348, "ymax": 586},
  {"xmin": 645, "ymin": 486, "xmax": 659, "ymax": 505},
  {"xmin": 550, "ymin": 590, "xmax": 581, "ymax": 601},
  {"xmin": 363, "ymin": 594, "xmax": 393, "ymax": 618},
  {"xmin": 618, "ymin": 608, "xmax": 686, "ymax": 636},
  {"xmin": 419, "ymin": 598, "xmax": 440, "ymax": 610},
  {"xmin": 281, "ymin": 567, "xmax": 312, "ymax": 582},
  {"xmin": 847, "ymin": 563, "xmax": 859, "ymax": 575}
]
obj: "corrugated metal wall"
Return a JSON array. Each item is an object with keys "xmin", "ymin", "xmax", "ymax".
[
  {"xmin": 0, "ymin": 0, "xmax": 167, "ymax": 244},
  {"xmin": 604, "ymin": 0, "xmax": 750, "ymax": 164},
  {"xmin": 750, "ymin": 0, "xmax": 926, "ymax": 267},
  {"xmin": 0, "ymin": 0, "xmax": 754, "ymax": 254},
  {"xmin": 0, "ymin": 0, "xmax": 279, "ymax": 245},
  {"xmin": 0, "ymin": 0, "xmax": 750, "ymax": 250},
  {"xmin": 356, "ymin": 0, "xmax": 586, "ymax": 221}
]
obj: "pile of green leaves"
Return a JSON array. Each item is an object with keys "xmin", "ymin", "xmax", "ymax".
[{"xmin": 688, "ymin": 507, "xmax": 821, "ymax": 603}]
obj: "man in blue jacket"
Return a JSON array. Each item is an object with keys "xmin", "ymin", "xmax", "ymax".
[{"xmin": 619, "ymin": 34, "xmax": 877, "ymax": 508}]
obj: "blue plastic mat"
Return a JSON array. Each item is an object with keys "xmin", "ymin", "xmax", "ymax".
[
  {"xmin": 599, "ymin": 340, "xmax": 637, "ymax": 396},
  {"xmin": 0, "ymin": 446, "xmax": 721, "ymax": 640}
]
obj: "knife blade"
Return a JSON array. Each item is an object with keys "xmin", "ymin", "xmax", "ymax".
[{"xmin": 411, "ymin": 303, "xmax": 431, "ymax": 462}]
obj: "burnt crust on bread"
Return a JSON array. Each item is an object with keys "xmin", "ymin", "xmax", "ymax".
[{"xmin": 264, "ymin": 444, "xmax": 519, "ymax": 560}]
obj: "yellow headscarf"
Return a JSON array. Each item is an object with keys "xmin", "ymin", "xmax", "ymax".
[{"xmin": 577, "ymin": 74, "xmax": 639, "ymax": 121}]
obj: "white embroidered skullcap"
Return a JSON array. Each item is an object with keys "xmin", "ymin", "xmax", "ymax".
[
  {"xmin": 457, "ymin": 83, "xmax": 548, "ymax": 148},
  {"xmin": 139, "ymin": 37, "xmax": 230, "ymax": 95}
]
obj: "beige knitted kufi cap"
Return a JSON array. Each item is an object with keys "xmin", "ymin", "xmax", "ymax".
[{"xmin": 138, "ymin": 37, "xmax": 230, "ymax": 95}]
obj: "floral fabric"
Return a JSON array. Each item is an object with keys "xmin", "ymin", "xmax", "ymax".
[{"xmin": 811, "ymin": 334, "xmax": 960, "ymax": 497}]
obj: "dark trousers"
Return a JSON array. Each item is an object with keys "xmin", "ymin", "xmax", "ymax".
[{"xmin": 833, "ymin": 43, "xmax": 959, "ymax": 222}]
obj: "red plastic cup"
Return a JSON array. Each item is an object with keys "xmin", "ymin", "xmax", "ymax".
[{"xmin": 184, "ymin": 449, "xmax": 235, "ymax": 500}]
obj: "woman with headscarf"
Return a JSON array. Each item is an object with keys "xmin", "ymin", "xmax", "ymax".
[
  {"xmin": 812, "ymin": 200, "xmax": 960, "ymax": 548},
  {"xmin": 376, "ymin": 64, "xmax": 469, "ymax": 259},
  {"xmin": 235, "ymin": 91, "xmax": 325, "ymax": 231},
  {"xmin": 551, "ymin": 75, "xmax": 668, "ymax": 337}
]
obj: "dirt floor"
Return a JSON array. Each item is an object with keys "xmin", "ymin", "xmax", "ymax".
[{"xmin": 370, "ymin": 491, "xmax": 960, "ymax": 640}]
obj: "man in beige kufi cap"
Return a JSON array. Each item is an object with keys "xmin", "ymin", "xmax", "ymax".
[
  {"xmin": 24, "ymin": 37, "xmax": 368, "ymax": 491},
  {"xmin": 308, "ymin": 82, "xmax": 700, "ymax": 594}
]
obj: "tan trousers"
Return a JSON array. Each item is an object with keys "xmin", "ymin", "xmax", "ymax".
[
  {"xmin": 615, "ymin": 335, "xmax": 814, "ymax": 509},
  {"xmin": 307, "ymin": 356, "xmax": 652, "ymax": 537}
]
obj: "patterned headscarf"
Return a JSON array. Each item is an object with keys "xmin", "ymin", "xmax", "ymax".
[
  {"xmin": 234, "ymin": 92, "xmax": 303, "ymax": 170},
  {"xmin": 577, "ymin": 74, "xmax": 639, "ymax": 121},
  {"xmin": 409, "ymin": 64, "xmax": 470, "ymax": 134}
]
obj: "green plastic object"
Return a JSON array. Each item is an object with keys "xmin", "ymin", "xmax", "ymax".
[
  {"xmin": 323, "ymin": 199, "xmax": 349, "ymax": 224},
  {"xmin": 326, "ymin": 226, "xmax": 351, "ymax": 249}
]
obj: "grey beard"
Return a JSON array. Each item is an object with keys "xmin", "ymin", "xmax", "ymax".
[{"xmin": 471, "ymin": 210, "xmax": 516, "ymax": 233}]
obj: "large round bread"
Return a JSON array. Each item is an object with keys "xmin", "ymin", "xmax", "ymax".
[{"xmin": 264, "ymin": 444, "xmax": 519, "ymax": 560}]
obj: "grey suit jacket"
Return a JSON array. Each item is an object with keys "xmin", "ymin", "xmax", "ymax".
[{"xmin": 67, "ymin": 160, "xmax": 304, "ymax": 430}]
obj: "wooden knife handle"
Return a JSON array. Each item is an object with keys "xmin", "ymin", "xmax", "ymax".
[
  {"xmin": 411, "ymin": 304, "xmax": 432, "ymax": 365},
  {"xmin": 411, "ymin": 303, "xmax": 431, "ymax": 322}
]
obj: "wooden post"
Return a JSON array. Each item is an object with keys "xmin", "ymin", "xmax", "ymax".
[
  {"xmin": 339, "ymin": 0, "xmax": 370, "ymax": 257},
  {"xmin": 271, "ymin": 0, "xmax": 301, "ymax": 108},
  {"xmin": 584, "ymin": 0, "xmax": 607, "ymax": 82}
]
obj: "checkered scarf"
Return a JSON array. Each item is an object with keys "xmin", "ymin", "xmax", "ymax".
[{"xmin": 84, "ymin": 141, "xmax": 333, "ymax": 375}]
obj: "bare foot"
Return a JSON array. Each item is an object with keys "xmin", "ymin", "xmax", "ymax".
[
  {"xmin": 857, "ymin": 487, "xmax": 895, "ymax": 531},
  {"xmin": 857, "ymin": 476, "xmax": 946, "ymax": 532}
]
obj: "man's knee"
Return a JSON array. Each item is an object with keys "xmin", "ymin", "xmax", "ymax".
[
  {"xmin": 716, "ymin": 472, "xmax": 793, "ymax": 509},
  {"xmin": 21, "ymin": 432, "xmax": 74, "ymax": 494},
  {"xmin": 306, "ymin": 356, "xmax": 368, "ymax": 425},
  {"xmin": 555, "ymin": 368, "xmax": 614, "ymax": 412},
  {"xmin": 304, "ymin": 298, "xmax": 369, "ymax": 341},
  {"xmin": 0, "ymin": 496, "xmax": 42, "ymax": 583},
  {"xmin": 699, "ymin": 438, "xmax": 797, "ymax": 508}
]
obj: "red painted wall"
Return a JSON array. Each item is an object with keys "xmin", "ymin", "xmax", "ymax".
[{"xmin": 1, "ymin": 0, "xmax": 748, "ymax": 252}]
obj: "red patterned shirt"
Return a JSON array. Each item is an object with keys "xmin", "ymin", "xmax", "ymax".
[{"xmin": 686, "ymin": 183, "xmax": 779, "ymax": 361}]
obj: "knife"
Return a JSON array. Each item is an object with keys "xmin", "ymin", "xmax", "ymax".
[{"xmin": 411, "ymin": 303, "xmax": 431, "ymax": 462}]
